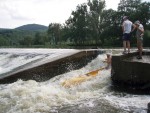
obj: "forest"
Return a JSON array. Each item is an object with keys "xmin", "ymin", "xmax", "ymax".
[{"xmin": 0, "ymin": 0, "xmax": 150, "ymax": 48}]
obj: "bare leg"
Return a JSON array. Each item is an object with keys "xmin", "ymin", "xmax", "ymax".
[
  {"xmin": 139, "ymin": 40, "xmax": 143, "ymax": 57},
  {"xmin": 123, "ymin": 41, "xmax": 127, "ymax": 53},
  {"xmin": 127, "ymin": 41, "xmax": 130, "ymax": 53},
  {"xmin": 137, "ymin": 40, "xmax": 140, "ymax": 52},
  {"xmin": 137, "ymin": 39, "xmax": 143, "ymax": 59}
]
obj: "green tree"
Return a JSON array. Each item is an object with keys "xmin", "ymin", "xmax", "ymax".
[
  {"xmin": 65, "ymin": 4, "xmax": 88, "ymax": 45},
  {"xmin": 47, "ymin": 23, "xmax": 62, "ymax": 45},
  {"xmin": 143, "ymin": 30, "xmax": 150, "ymax": 47},
  {"xmin": 137, "ymin": 2, "xmax": 150, "ymax": 27},
  {"xmin": 0, "ymin": 36, "xmax": 9, "ymax": 46},
  {"xmin": 118, "ymin": 0, "xmax": 150, "ymax": 27},
  {"xmin": 87, "ymin": 0, "xmax": 105, "ymax": 45},
  {"xmin": 33, "ymin": 32, "xmax": 44, "ymax": 45},
  {"xmin": 23, "ymin": 36, "xmax": 33, "ymax": 46},
  {"xmin": 101, "ymin": 9, "xmax": 122, "ymax": 46}
]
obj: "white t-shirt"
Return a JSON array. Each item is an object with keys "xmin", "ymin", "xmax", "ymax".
[{"xmin": 122, "ymin": 20, "xmax": 133, "ymax": 33}]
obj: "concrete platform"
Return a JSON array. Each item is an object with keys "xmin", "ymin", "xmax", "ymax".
[{"xmin": 111, "ymin": 51, "xmax": 150, "ymax": 90}]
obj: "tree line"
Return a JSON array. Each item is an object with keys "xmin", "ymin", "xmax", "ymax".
[{"xmin": 0, "ymin": 0, "xmax": 150, "ymax": 48}]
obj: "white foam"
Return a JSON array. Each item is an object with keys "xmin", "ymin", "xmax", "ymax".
[{"xmin": 0, "ymin": 49, "xmax": 150, "ymax": 113}]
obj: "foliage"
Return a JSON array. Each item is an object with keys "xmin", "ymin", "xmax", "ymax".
[
  {"xmin": 47, "ymin": 23, "xmax": 62, "ymax": 45},
  {"xmin": 144, "ymin": 30, "xmax": 150, "ymax": 47},
  {"xmin": 64, "ymin": 4, "xmax": 88, "ymax": 45},
  {"xmin": 0, "ymin": 0, "xmax": 150, "ymax": 48}
]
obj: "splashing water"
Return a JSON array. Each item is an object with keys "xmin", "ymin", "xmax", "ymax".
[{"xmin": 0, "ymin": 49, "xmax": 150, "ymax": 113}]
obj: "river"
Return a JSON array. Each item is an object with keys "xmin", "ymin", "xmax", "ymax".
[{"xmin": 0, "ymin": 48, "xmax": 149, "ymax": 113}]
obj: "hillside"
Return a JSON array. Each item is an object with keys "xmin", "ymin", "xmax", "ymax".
[
  {"xmin": 0, "ymin": 24, "xmax": 48, "ymax": 47},
  {"xmin": 0, "ymin": 28, "xmax": 11, "ymax": 31},
  {"xmin": 15, "ymin": 24, "xmax": 48, "ymax": 31}
]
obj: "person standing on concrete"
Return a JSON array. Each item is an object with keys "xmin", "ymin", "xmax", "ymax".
[
  {"xmin": 134, "ymin": 20, "xmax": 144, "ymax": 59},
  {"xmin": 122, "ymin": 16, "xmax": 133, "ymax": 54}
]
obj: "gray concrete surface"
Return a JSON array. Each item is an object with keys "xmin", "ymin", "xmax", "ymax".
[{"xmin": 111, "ymin": 51, "xmax": 150, "ymax": 89}]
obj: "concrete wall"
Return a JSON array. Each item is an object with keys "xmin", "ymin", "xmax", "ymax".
[
  {"xmin": 0, "ymin": 50, "xmax": 102, "ymax": 84},
  {"xmin": 111, "ymin": 51, "xmax": 150, "ymax": 89}
]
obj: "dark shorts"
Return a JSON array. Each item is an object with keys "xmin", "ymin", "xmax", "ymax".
[{"xmin": 123, "ymin": 33, "xmax": 131, "ymax": 41}]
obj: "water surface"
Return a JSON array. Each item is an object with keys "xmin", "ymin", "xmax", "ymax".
[{"xmin": 0, "ymin": 49, "xmax": 149, "ymax": 113}]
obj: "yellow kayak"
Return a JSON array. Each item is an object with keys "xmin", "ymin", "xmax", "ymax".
[
  {"xmin": 61, "ymin": 76, "xmax": 92, "ymax": 88},
  {"xmin": 61, "ymin": 67, "xmax": 105, "ymax": 88}
]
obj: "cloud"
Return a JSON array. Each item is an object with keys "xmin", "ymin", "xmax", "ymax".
[
  {"xmin": 0, "ymin": 0, "xmax": 148, "ymax": 28},
  {"xmin": 0, "ymin": 0, "xmax": 34, "ymax": 20},
  {"xmin": 0, "ymin": 0, "xmax": 88, "ymax": 28},
  {"xmin": 143, "ymin": 0, "xmax": 150, "ymax": 2},
  {"xmin": 105, "ymin": 0, "xmax": 120, "ymax": 10}
]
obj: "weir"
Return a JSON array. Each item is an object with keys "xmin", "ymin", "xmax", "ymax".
[
  {"xmin": 0, "ymin": 50, "xmax": 102, "ymax": 84},
  {"xmin": 1, "ymin": 49, "xmax": 150, "ymax": 113},
  {"xmin": 111, "ymin": 51, "xmax": 150, "ymax": 90}
]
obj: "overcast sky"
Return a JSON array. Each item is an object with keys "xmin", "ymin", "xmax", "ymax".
[{"xmin": 0, "ymin": 0, "xmax": 149, "ymax": 28}]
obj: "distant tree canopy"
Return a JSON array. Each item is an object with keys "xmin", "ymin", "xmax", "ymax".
[
  {"xmin": 118, "ymin": 0, "xmax": 150, "ymax": 27},
  {"xmin": 0, "ymin": 0, "xmax": 150, "ymax": 48},
  {"xmin": 47, "ymin": 23, "xmax": 62, "ymax": 45},
  {"xmin": 61, "ymin": 0, "xmax": 150, "ymax": 47}
]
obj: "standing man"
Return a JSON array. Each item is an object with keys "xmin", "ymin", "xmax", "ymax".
[
  {"xmin": 134, "ymin": 20, "xmax": 144, "ymax": 59},
  {"xmin": 122, "ymin": 16, "xmax": 133, "ymax": 54}
]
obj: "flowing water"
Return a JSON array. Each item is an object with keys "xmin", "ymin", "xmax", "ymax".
[{"xmin": 0, "ymin": 49, "xmax": 149, "ymax": 113}]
